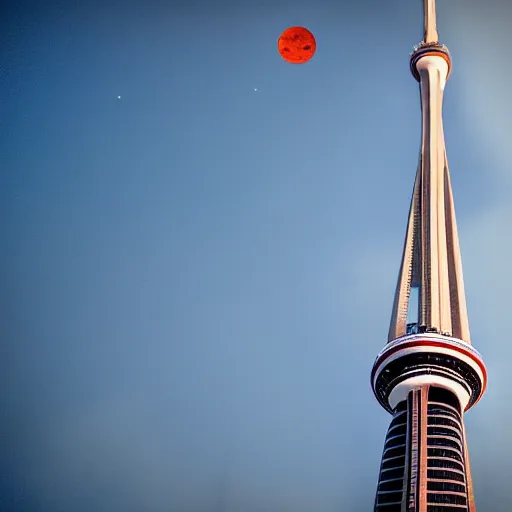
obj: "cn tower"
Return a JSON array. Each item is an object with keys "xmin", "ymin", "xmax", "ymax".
[{"xmin": 371, "ymin": 0, "xmax": 487, "ymax": 510}]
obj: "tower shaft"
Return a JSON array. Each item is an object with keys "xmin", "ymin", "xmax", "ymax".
[
  {"xmin": 374, "ymin": 385, "xmax": 476, "ymax": 512},
  {"xmin": 388, "ymin": 53, "xmax": 470, "ymax": 343}
]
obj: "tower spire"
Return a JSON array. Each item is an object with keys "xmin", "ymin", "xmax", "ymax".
[{"xmin": 423, "ymin": 0, "xmax": 439, "ymax": 43}]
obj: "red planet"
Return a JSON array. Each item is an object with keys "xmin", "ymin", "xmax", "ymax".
[{"xmin": 278, "ymin": 26, "xmax": 316, "ymax": 64}]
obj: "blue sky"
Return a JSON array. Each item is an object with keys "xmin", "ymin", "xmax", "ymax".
[{"xmin": 1, "ymin": 0, "xmax": 511, "ymax": 510}]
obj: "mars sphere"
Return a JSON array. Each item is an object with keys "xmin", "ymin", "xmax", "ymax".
[{"xmin": 278, "ymin": 26, "xmax": 316, "ymax": 64}]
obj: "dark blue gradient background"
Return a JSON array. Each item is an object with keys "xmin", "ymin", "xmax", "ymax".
[{"xmin": 1, "ymin": 0, "xmax": 511, "ymax": 510}]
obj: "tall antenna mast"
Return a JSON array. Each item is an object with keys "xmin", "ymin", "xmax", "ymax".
[{"xmin": 423, "ymin": 0, "xmax": 439, "ymax": 42}]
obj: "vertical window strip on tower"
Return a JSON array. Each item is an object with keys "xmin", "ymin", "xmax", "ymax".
[
  {"xmin": 375, "ymin": 402, "xmax": 408, "ymax": 511},
  {"xmin": 406, "ymin": 388, "xmax": 421, "ymax": 512},
  {"xmin": 425, "ymin": 387, "xmax": 469, "ymax": 511}
]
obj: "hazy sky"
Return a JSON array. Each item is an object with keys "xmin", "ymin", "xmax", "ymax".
[{"xmin": 1, "ymin": 0, "xmax": 511, "ymax": 511}]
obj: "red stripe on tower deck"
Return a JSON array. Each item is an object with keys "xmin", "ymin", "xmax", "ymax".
[{"xmin": 371, "ymin": 339, "xmax": 487, "ymax": 409}]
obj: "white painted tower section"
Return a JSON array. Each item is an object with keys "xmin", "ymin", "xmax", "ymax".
[{"xmin": 388, "ymin": 50, "xmax": 471, "ymax": 344}]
